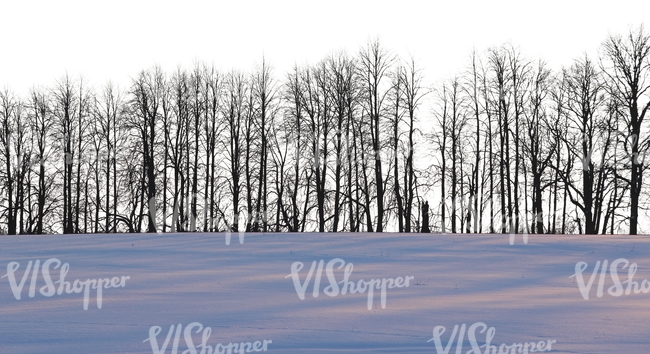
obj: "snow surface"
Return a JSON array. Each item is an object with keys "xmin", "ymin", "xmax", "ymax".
[{"xmin": 1, "ymin": 232, "xmax": 649, "ymax": 353}]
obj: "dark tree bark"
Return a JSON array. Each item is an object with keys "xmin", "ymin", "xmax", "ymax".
[{"xmin": 421, "ymin": 200, "xmax": 430, "ymax": 233}]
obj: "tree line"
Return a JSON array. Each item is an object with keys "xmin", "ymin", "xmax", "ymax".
[{"xmin": 1, "ymin": 26, "xmax": 650, "ymax": 235}]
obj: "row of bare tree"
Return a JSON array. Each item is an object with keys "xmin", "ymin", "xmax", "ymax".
[
  {"xmin": 432, "ymin": 27, "xmax": 650, "ymax": 235},
  {"xmin": 1, "ymin": 27, "xmax": 649, "ymax": 235}
]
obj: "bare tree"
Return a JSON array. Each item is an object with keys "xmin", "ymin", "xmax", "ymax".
[
  {"xmin": 129, "ymin": 68, "xmax": 164, "ymax": 233},
  {"xmin": 561, "ymin": 56, "xmax": 609, "ymax": 234},
  {"xmin": 358, "ymin": 39, "xmax": 395, "ymax": 232},
  {"xmin": 507, "ymin": 45, "xmax": 531, "ymax": 233},
  {"xmin": 464, "ymin": 50, "xmax": 484, "ymax": 233},
  {"xmin": 203, "ymin": 65, "xmax": 223, "ymax": 232},
  {"xmin": 284, "ymin": 65, "xmax": 310, "ymax": 232},
  {"xmin": 327, "ymin": 52, "xmax": 356, "ymax": 232},
  {"xmin": 222, "ymin": 71, "xmax": 248, "ymax": 232},
  {"xmin": 28, "ymin": 88, "xmax": 56, "ymax": 234},
  {"xmin": 448, "ymin": 78, "xmax": 468, "ymax": 233},
  {"xmin": 251, "ymin": 58, "xmax": 277, "ymax": 232},
  {"xmin": 0, "ymin": 90, "xmax": 24, "ymax": 234},
  {"xmin": 487, "ymin": 47, "xmax": 513, "ymax": 233},
  {"xmin": 52, "ymin": 75, "xmax": 81, "ymax": 234},
  {"xmin": 299, "ymin": 62, "xmax": 331, "ymax": 232},
  {"xmin": 522, "ymin": 60, "xmax": 555, "ymax": 234}
]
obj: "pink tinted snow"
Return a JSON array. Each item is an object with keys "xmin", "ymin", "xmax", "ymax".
[{"xmin": 0, "ymin": 232, "xmax": 649, "ymax": 353}]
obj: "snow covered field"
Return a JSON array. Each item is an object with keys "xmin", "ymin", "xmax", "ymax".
[{"xmin": 1, "ymin": 232, "xmax": 649, "ymax": 353}]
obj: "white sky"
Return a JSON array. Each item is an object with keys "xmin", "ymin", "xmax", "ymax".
[{"xmin": 1, "ymin": 0, "xmax": 648, "ymax": 95}]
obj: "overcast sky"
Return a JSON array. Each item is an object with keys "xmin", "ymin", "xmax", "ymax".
[{"xmin": 1, "ymin": 0, "xmax": 649, "ymax": 95}]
